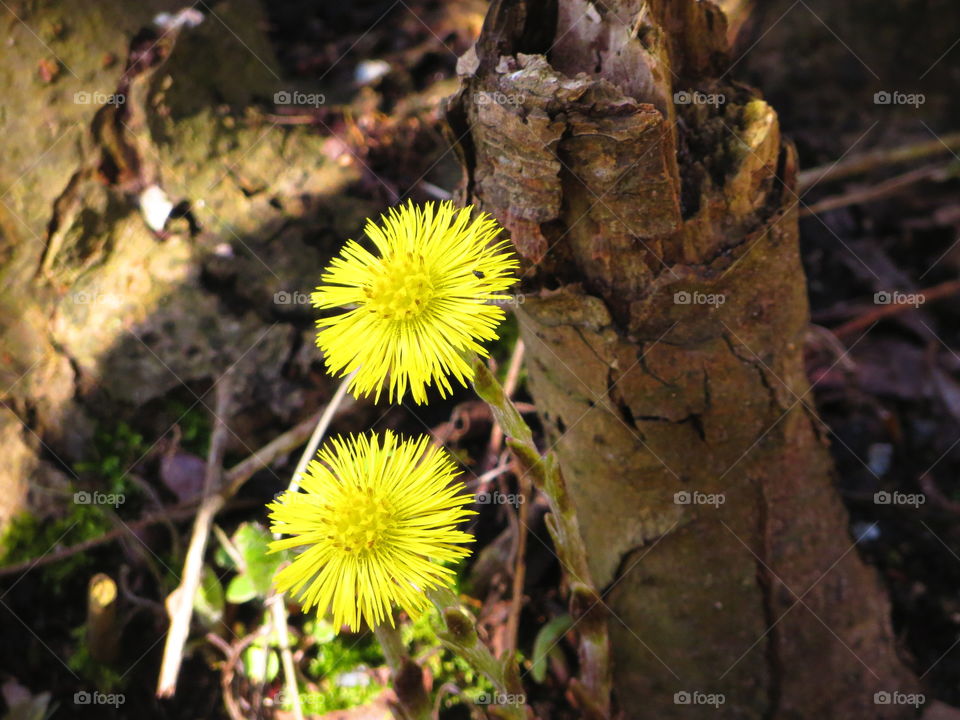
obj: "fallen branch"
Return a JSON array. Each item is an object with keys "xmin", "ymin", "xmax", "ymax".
[
  {"xmin": 828, "ymin": 278, "xmax": 960, "ymax": 338},
  {"xmin": 0, "ymin": 399, "xmax": 354, "ymax": 581},
  {"xmin": 157, "ymin": 373, "xmax": 234, "ymax": 697},
  {"xmin": 0, "ymin": 500, "xmax": 244, "ymax": 579},
  {"xmin": 222, "ymin": 396, "xmax": 353, "ymax": 496},
  {"xmin": 798, "ymin": 131, "xmax": 960, "ymax": 190},
  {"xmin": 800, "ymin": 164, "xmax": 948, "ymax": 217}
]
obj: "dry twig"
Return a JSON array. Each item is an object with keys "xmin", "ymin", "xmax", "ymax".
[
  {"xmin": 800, "ymin": 164, "xmax": 949, "ymax": 217},
  {"xmin": 798, "ymin": 131, "xmax": 960, "ymax": 190},
  {"xmin": 829, "ymin": 278, "xmax": 960, "ymax": 338},
  {"xmin": 156, "ymin": 374, "xmax": 234, "ymax": 697}
]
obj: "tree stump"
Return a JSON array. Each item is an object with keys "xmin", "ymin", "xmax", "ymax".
[{"xmin": 446, "ymin": 0, "xmax": 919, "ymax": 716}]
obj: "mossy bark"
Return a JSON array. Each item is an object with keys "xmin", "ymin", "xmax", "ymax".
[
  {"xmin": 0, "ymin": 1, "xmax": 373, "ymax": 534},
  {"xmin": 446, "ymin": 0, "xmax": 918, "ymax": 716}
]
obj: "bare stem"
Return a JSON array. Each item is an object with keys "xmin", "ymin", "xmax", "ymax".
[
  {"xmin": 797, "ymin": 131, "xmax": 960, "ymax": 190},
  {"xmin": 284, "ymin": 370, "xmax": 357, "ymax": 495},
  {"xmin": 485, "ymin": 339, "xmax": 525, "ymax": 469},
  {"xmin": 505, "ymin": 467, "xmax": 530, "ymax": 657}
]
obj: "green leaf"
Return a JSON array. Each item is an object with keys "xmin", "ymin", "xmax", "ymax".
[
  {"xmin": 242, "ymin": 642, "xmax": 280, "ymax": 683},
  {"xmin": 193, "ymin": 566, "xmax": 225, "ymax": 625},
  {"xmin": 226, "ymin": 574, "xmax": 257, "ymax": 604},
  {"xmin": 213, "ymin": 543, "xmax": 235, "ymax": 570},
  {"xmin": 530, "ymin": 614, "xmax": 573, "ymax": 683},
  {"xmin": 233, "ymin": 522, "xmax": 284, "ymax": 597}
]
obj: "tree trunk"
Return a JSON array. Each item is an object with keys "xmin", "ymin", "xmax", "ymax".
[{"xmin": 446, "ymin": 0, "xmax": 919, "ymax": 716}]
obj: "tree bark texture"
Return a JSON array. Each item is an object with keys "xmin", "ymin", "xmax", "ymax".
[{"xmin": 446, "ymin": 0, "xmax": 918, "ymax": 717}]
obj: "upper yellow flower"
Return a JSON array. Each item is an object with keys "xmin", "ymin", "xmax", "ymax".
[
  {"xmin": 312, "ymin": 200, "xmax": 518, "ymax": 404},
  {"xmin": 268, "ymin": 431, "xmax": 475, "ymax": 631}
]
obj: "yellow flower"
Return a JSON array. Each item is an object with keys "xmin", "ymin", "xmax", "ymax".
[
  {"xmin": 268, "ymin": 431, "xmax": 475, "ymax": 631},
  {"xmin": 313, "ymin": 200, "xmax": 518, "ymax": 404}
]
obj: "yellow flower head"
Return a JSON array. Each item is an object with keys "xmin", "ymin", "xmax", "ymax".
[
  {"xmin": 268, "ymin": 431, "xmax": 475, "ymax": 631},
  {"xmin": 313, "ymin": 200, "xmax": 518, "ymax": 404}
]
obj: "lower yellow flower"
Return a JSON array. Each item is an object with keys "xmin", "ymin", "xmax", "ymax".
[{"xmin": 268, "ymin": 431, "xmax": 475, "ymax": 631}]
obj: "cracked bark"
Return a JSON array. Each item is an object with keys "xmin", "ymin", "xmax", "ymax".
[{"xmin": 446, "ymin": 0, "xmax": 918, "ymax": 716}]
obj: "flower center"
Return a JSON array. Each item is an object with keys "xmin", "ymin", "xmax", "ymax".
[
  {"xmin": 328, "ymin": 488, "xmax": 396, "ymax": 555},
  {"xmin": 366, "ymin": 254, "xmax": 434, "ymax": 321}
]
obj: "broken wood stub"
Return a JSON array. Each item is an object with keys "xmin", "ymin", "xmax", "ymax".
[{"xmin": 447, "ymin": 0, "xmax": 918, "ymax": 716}]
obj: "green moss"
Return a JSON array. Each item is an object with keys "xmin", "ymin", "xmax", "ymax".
[
  {"xmin": 67, "ymin": 625, "xmax": 124, "ymax": 690},
  {"xmin": 0, "ymin": 418, "xmax": 153, "ymax": 588},
  {"xmin": 74, "ymin": 420, "xmax": 147, "ymax": 498},
  {"xmin": 0, "ymin": 505, "xmax": 110, "ymax": 588},
  {"xmin": 159, "ymin": 399, "xmax": 212, "ymax": 456},
  {"xmin": 298, "ymin": 620, "xmax": 383, "ymax": 713}
]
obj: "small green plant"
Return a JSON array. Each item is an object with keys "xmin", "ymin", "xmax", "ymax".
[{"xmin": 212, "ymin": 522, "xmax": 290, "ymax": 604}]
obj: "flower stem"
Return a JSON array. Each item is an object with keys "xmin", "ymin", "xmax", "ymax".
[
  {"xmin": 287, "ymin": 369, "xmax": 357, "ymax": 494},
  {"xmin": 270, "ymin": 370, "xmax": 356, "ymax": 720},
  {"xmin": 267, "ymin": 594, "xmax": 303, "ymax": 720},
  {"xmin": 471, "ymin": 356, "xmax": 612, "ymax": 719},
  {"xmin": 428, "ymin": 586, "xmax": 527, "ymax": 720},
  {"xmin": 373, "ymin": 621, "xmax": 432, "ymax": 720}
]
